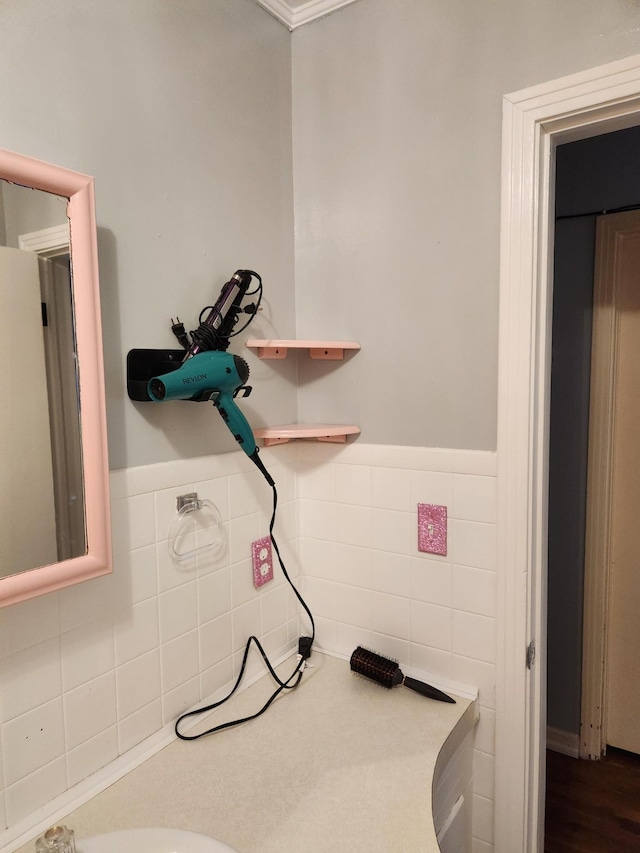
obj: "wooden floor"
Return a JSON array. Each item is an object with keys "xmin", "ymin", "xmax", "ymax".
[{"xmin": 544, "ymin": 747, "xmax": 640, "ymax": 852}]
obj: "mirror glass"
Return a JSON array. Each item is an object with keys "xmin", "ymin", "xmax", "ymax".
[
  {"xmin": 0, "ymin": 180, "xmax": 86, "ymax": 576},
  {"xmin": 0, "ymin": 149, "xmax": 111, "ymax": 607}
]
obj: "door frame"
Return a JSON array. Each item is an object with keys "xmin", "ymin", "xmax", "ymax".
[
  {"xmin": 496, "ymin": 54, "xmax": 640, "ymax": 852},
  {"xmin": 582, "ymin": 210, "xmax": 640, "ymax": 759}
]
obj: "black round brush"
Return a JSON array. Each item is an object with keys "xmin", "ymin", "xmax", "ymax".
[{"xmin": 350, "ymin": 646, "xmax": 456, "ymax": 704}]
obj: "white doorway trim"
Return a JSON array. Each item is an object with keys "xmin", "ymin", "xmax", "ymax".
[{"xmin": 496, "ymin": 54, "xmax": 640, "ymax": 853}]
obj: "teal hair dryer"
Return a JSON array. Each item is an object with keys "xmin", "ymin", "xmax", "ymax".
[{"xmin": 147, "ymin": 351, "xmax": 257, "ymax": 458}]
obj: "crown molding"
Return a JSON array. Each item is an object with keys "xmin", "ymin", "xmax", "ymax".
[{"xmin": 253, "ymin": 0, "xmax": 360, "ymax": 30}]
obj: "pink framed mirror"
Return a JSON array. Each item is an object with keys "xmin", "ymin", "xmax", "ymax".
[{"xmin": 0, "ymin": 149, "xmax": 111, "ymax": 606}]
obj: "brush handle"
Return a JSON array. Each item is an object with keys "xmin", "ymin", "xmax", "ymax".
[{"xmin": 403, "ymin": 676, "xmax": 456, "ymax": 704}]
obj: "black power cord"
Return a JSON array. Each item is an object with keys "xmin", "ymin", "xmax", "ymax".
[{"xmin": 174, "ymin": 462, "xmax": 315, "ymax": 741}]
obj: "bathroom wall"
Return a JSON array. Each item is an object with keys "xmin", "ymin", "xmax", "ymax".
[
  {"xmin": 0, "ymin": 448, "xmax": 299, "ymax": 847},
  {"xmin": 0, "ymin": 0, "xmax": 297, "ymax": 470},
  {"xmin": 3, "ymin": 1, "xmax": 640, "ymax": 851},
  {"xmin": 295, "ymin": 441, "xmax": 497, "ymax": 852},
  {"xmin": 291, "ymin": 0, "xmax": 640, "ymax": 451},
  {"xmin": 0, "ymin": 444, "xmax": 496, "ymax": 852}
]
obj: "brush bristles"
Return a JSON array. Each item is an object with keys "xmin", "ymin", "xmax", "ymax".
[{"xmin": 350, "ymin": 646, "xmax": 400, "ymax": 689}]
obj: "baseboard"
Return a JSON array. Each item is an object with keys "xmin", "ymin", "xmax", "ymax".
[{"xmin": 547, "ymin": 726, "xmax": 580, "ymax": 758}]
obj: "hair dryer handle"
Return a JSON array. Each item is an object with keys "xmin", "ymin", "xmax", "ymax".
[
  {"xmin": 213, "ymin": 390, "xmax": 257, "ymax": 458},
  {"xmin": 403, "ymin": 675, "xmax": 456, "ymax": 703}
]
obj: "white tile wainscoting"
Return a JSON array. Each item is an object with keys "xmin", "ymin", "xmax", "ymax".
[{"xmin": 0, "ymin": 442, "xmax": 496, "ymax": 853}]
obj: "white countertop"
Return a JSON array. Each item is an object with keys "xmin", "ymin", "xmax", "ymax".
[{"xmin": 16, "ymin": 653, "xmax": 475, "ymax": 853}]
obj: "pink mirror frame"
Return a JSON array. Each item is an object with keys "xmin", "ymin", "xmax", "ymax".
[{"xmin": 0, "ymin": 149, "xmax": 111, "ymax": 606}]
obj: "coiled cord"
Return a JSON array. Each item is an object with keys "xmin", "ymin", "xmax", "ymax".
[{"xmin": 174, "ymin": 466, "xmax": 315, "ymax": 741}]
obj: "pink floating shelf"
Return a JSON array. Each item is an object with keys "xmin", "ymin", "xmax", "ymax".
[
  {"xmin": 245, "ymin": 339, "xmax": 360, "ymax": 360},
  {"xmin": 254, "ymin": 424, "xmax": 361, "ymax": 446}
]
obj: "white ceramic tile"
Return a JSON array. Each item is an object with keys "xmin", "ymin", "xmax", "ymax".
[
  {"xmin": 198, "ymin": 566, "xmax": 232, "ymax": 624},
  {"xmin": 157, "ymin": 538, "xmax": 198, "ymax": 593},
  {"xmin": 200, "ymin": 658, "xmax": 234, "ymax": 704},
  {"xmin": 193, "ymin": 476, "xmax": 230, "ymax": 522},
  {"xmin": 133, "ymin": 460, "xmax": 179, "ymax": 494},
  {"xmin": 268, "ymin": 498, "xmax": 296, "ymax": 545},
  {"xmin": 335, "ymin": 503, "xmax": 371, "ymax": 548},
  {"xmin": 335, "ymin": 543, "xmax": 372, "ymax": 588},
  {"xmin": 121, "ymin": 492, "xmax": 158, "ymax": 552},
  {"xmin": 261, "ymin": 583, "xmax": 289, "ymax": 635},
  {"xmin": 298, "ymin": 537, "xmax": 337, "ymax": 581},
  {"xmin": 333, "ymin": 621, "xmax": 369, "ymax": 656},
  {"xmin": 371, "ymin": 592, "xmax": 410, "ymax": 640},
  {"xmin": 113, "ymin": 598, "xmax": 159, "ymax": 666},
  {"xmin": 160, "ymin": 629, "xmax": 200, "ymax": 695},
  {"xmin": 0, "ymin": 592, "xmax": 59, "ymax": 659},
  {"xmin": 370, "ymin": 508, "xmax": 411, "ymax": 555},
  {"xmin": 409, "ymin": 642, "xmax": 453, "ymax": 682},
  {"xmin": 109, "ymin": 467, "xmax": 137, "ymax": 500},
  {"xmin": 409, "ymin": 556, "xmax": 452, "ymax": 607},
  {"xmin": 231, "ymin": 599, "xmax": 261, "ymax": 654},
  {"xmin": 118, "ymin": 700, "xmax": 162, "ymax": 754},
  {"xmin": 371, "ymin": 466, "xmax": 411, "ymax": 511},
  {"xmin": 159, "ymin": 581, "xmax": 198, "ymax": 643},
  {"xmin": 449, "ymin": 519, "xmax": 496, "ymax": 571},
  {"xmin": 296, "ymin": 462, "xmax": 335, "ymax": 501},
  {"xmin": 314, "ymin": 616, "xmax": 338, "ymax": 653},
  {"xmin": 229, "ymin": 470, "xmax": 263, "ymax": 518},
  {"xmin": 410, "ymin": 469, "xmax": 453, "ymax": 508},
  {"xmin": 473, "ymin": 793, "xmax": 495, "ymax": 844},
  {"xmin": 265, "ymin": 623, "xmax": 293, "ymax": 664},
  {"xmin": 230, "ymin": 557, "xmax": 259, "ymax": 609},
  {"xmin": 335, "ymin": 463, "xmax": 371, "ymax": 506},
  {"xmin": 228, "ymin": 512, "xmax": 260, "ymax": 565},
  {"xmin": 176, "ymin": 454, "xmax": 226, "ymax": 485},
  {"xmin": 66, "ymin": 726, "xmax": 118, "ymax": 787},
  {"xmin": 453, "ymin": 565, "xmax": 496, "ymax": 617},
  {"xmin": 409, "ymin": 600, "xmax": 452, "ymax": 653},
  {"xmin": 115, "ymin": 649, "xmax": 161, "ymax": 719},
  {"xmin": 63, "ymin": 671, "xmax": 117, "ymax": 751},
  {"xmin": 112, "ymin": 544, "xmax": 158, "ymax": 606},
  {"xmin": 368, "ymin": 634, "xmax": 410, "ymax": 667},
  {"xmin": 4, "ymin": 757, "xmax": 67, "ymax": 827},
  {"xmin": 297, "ymin": 576, "xmax": 336, "ymax": 622},
  {"xmin": 473, "ymin": 749, "xmax": 495, "ymax": 800},
  {"xmin": 58, "ymin": 572, "xmax": 116, "ymax": 633},
  {"xmin": 0, "ymin": 638, "xmax": 61, "ymax": 724},
  {"xmin": 453, "ymin": 611, "xmax": 496, "ymax": 663},
  {"xmin": 195, "ymin": 527, "xmax": 231, "ymax": 576},
  {"xmin": 474, "ymin": 706, "xmax": 495, "ymax": 756},
  {"xmin": 154, "ymin": 486, "xmax": 194, "ymax": 544},
  {"xmin": 452, "ymin": 474, "xmax": 497, "ymax": 523},
  {"xmin": 1, "ymin": 698, "xmax": 65, "ymax": 785},
  {"xmin": 452, "ymin": 655, "xmax": 496, "ymax": 710},
  {"xmin": 370, "ymin": 551, "xmax": 410, "ymax": 598},
  {"xmin": 199, "ymin": 613, "xmax": 233, "ymax": 671},
  {"xmin": 335, "ymin": 583, "xmax": 371, "ymax": 630},
  {"xmin": 61, "ymin": 615, "xmax": 115, "ymax": 693},
  {"xmin": 298, "ymin": 498, "xmax": 336, "ymax": 541},
  {"xmin": 162, "ymin": 675, "xmax": 201, "ymax": 727}
]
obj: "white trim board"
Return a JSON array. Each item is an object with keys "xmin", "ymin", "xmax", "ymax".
[
  {"xmin": 253, "ymin": 0, "xmax": 361, "ymax": 30},
  {"xmin": 496, "ymin": 53, "xmax": 640, "ymax": 853},
  {"xmin": 546, "ymin": 727, "xmax": 580, "ymax": 759}
]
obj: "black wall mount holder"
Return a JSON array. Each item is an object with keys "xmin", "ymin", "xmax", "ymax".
[{"xmin": 126, "ymin": 349, "xmax": 185, "ymax": 402}]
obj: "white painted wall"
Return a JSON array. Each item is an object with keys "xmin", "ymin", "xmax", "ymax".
[{"xmin": 291, "ymin": 0, "xmax": 640, "ymax": 451}]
